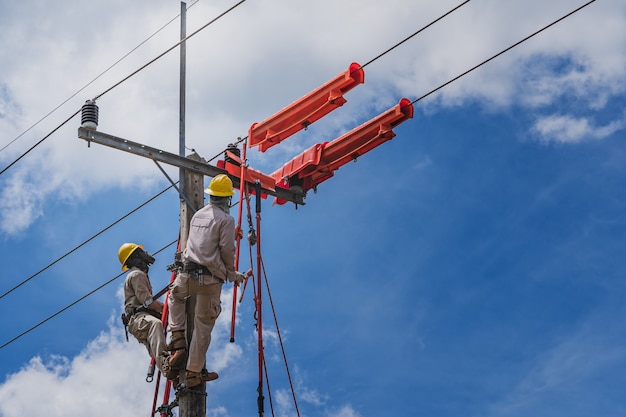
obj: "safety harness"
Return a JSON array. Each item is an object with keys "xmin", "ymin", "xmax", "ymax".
[
  {"xmin": 121, "ymin": 306, "xmax": 163, "ymax": 342},
  {"xmin": 121, "ymin": 283, "xmax": 171, "ymax": 342}
]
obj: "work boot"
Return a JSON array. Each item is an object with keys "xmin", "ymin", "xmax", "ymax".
[
  {"xmin": 161, "ymin": 348, "xmax": 187, "ymax": 381},
  {"xmin": 167, "ymin": 349, "xmax": 187, "ymax": 372},
  {"xmin": 184, "ymin": 369, "xmax": 219, "ymax": 388},
  {"xmin": 166, "ymin": 330, "xmax": 187, "ymax": 351},
  {"xmin": 156, "ymin": 355, "xmax": 169, "ymax": 376},
  {"xmin": 161, "ymin": 358, "xmax": 178, "ymax": 380},
  {"xmin": 200, "ymin": 369, "xmax": 219, "ymax": 382}
]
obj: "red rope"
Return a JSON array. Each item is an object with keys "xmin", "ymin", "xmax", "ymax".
[
  {"xmin": 236, "ymin": 184, "xmax": 300, "ymax": 417},
  {"xmin": 263, "ymin": 354, "xmax": 275, "ymax": 417},
  {"xmin": 150, "ymin": 236, "xmax": 180, "ymax": 417},
  {"xmin": 249, "ymin": 185, "xmax": 300, "ymax": 417},
  {"xmin": 260, "ymin": 256, "xmax": 301, "ymax": 417}
]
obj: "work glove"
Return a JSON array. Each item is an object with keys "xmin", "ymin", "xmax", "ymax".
[
  {"xmin": 233, "ymin": 271, "xmax": 246, "ymax": 285},
  {"xmin": 233, "ymin": 269, "xmax": 252, "ymax": 285},
  {"xmin": 235, "ymin": 226, "xmax": 244, "ymax": 240}
]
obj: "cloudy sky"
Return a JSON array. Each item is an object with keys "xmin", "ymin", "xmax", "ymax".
[{"xmin": 1, "ymin": 0, "xmax": 625, "ymax": 416}]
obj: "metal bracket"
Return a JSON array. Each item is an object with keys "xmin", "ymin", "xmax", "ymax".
[{"xmin": 77, "ymin": 127, "xmax": 306, "ymax": 205}]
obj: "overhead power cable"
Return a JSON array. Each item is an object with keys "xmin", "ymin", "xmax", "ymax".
[
  {"xmin": 0, "ymin": 0, "xmax": 246, "ymax": 177},
  {"xmin": 0, "ymin": 127, "xmax": 236, "ymax": 301},
  {"xmin": 0, "ymin": 140, "xmax": 235, "ymax": 347},
  {"xmin": 411, "ymin": 0, "xmax": 597, "ymax": 105},
  {"xmin": 0, "ymin": 240, "xmax": 177, "ymax": 351},
  {"xmin": 0, "ymin": 0, "xmax": 596, "ymax": 351},
  {"xmin": 0, "ymin": 184, "xmax": 175, "ymax": 301},
  {"xmin": 92, "ymin": 0, "xmax": 247, "ymax": 102},
  {"xmin": 0, "ymin": 0, "xmax": 199, "ymax": 156},
  {"xmin": 360, "ymin": 0, "xmax": 471, "ymax": 70},
  {"xmin": 0, "ymin": 109, "xmax": 80, "ymax": 176}
]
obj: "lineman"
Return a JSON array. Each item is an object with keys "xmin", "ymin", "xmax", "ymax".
[
  {"xmin": 166, "ymin": 174, "xmax": 246, "ymax": 387},
  {"xmin": 119, "ymin": 243, "xmax": 168, "ymax": 376}
]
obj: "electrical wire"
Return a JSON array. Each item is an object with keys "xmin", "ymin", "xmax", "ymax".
[
  {"xmin": 360, "ymin": 0, "xmax": 471, "ymax": 70},
  {"xmin": 0, "ymin": 140, "xmax": 236, "ymax": 347},
  {"xmin": 411, "ymin": 0, "xmax": 597, "ymax": 105},
  {"xmin": 92, "ymin": 0, "xmax": 247, "ymax": 102},
  {"xmin": 0, "ymin": 184, "xmax": 175, "ymax": 301},
  {"xmin": 0, "ymin": 0, "xmax": 597, "ymax": 352},
  {"xmin": 0, "ymin": 240, "xmax": 177, "ymax": 351},
  {"xmin": 0, "ymin": 109, "xmax": 80, "ymax": 176},
  {"xmin": 0, "ymin": 0, "xmax": 200, "ymax": 155},
  {"xmin": 0, "ymin": 115, "xmax": 240, "ymax": 348},
  {"xmin": 0, "ymin": 0, "xmax": 246, "ymax": 177}
]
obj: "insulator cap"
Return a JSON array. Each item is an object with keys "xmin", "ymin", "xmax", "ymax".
[
  {"xmin": 81, "ymin": 100, "xmax": 99, "ymax": 130},
  {"xmin": 225, "ymin": 143, "xmax": 241, "ymax": 166}
]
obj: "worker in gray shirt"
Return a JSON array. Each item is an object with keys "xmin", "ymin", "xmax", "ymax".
[{"xmin": 166, "ymin": 174, "xmax": 246, "ymax": 387}]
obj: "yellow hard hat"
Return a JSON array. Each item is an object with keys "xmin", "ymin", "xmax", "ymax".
[
  {"xmin": 118, "ymin": 243, "xmax": 143, "ymax": 271},
  {"xmin": 205, "ymin": 174, "xmax": 235, "ymax": 197}
]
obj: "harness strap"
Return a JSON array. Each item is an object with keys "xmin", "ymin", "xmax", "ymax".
[
  {"xmin": 121, "ymin": 306, "xmax": 162, "ymax": 341},
  {"xmin": 183, "ymin": 261, "xmax": 211, "ymax": 275}
]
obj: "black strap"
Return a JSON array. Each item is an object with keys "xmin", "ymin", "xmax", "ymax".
[
  {"xmin": 133, "ymin": 306, "xmax": 162, "ymax": 320},
  {"xmin": 183, "ymin": 261, "xmax": 211, "ymax": 275}
]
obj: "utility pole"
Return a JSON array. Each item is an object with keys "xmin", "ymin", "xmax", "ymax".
[
  {"xmin": 178, "ymin": 157, "xmax": 207, "ymax": 416},
  {"xmin": 176, "ymin": 3, "xmax": 209, "ymax": 416}
]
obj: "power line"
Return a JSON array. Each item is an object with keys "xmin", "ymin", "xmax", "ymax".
[
  {"xmin": 0, "ymin": 142, "xmax": 237, "ymax": 349},
  {"xmin": 0, "ymin": 185, "xmax": 175, "ymax": 301},
  {"xmin": 361, "ymin": 0, "xmax": 471, "ymax": 70},
  {"xmin": 0, "ymin": 135, "xmax": 235, "ymax": 301},
  {"xmin": 0, "ymin": 0, "xmax": 245, "ymax": 177},
  {"xmin": 0, "ymin": 0, "xmax": 597, "ymax": 351},
  {"xmin": 412, "ymin": 0, "xmax": 597, "ymax": 105},
  {"xmin": 0, "ymin": 240, "xmax": 177, "ymax": 351},
  {"xmin": 0, "ymin": 0, "xmax": 199, "ymax": 155},
  {"xmin": 0, "ymin": 142, "xmax": 236, "ymax": 346},
  {"xmin": 92, "ymin": 0, "xmax": 247, "ymax": 102},
  {"xmin": 0, "ymin": 109, "xmax": 80, "ymax": 176}
]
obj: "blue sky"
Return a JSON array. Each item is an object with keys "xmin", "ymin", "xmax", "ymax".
[{"xmin": 1, "ymin": 1, "xmax": 625, "ymax": 416}]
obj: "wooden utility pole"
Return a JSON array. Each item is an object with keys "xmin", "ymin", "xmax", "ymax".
[
  {"xmin": 176, "ymin": 3, "xmax": 209, "ymax": 416},
  {"xmin": 178, "ymin": 154, "xmax": 207, "ymax": 416}
]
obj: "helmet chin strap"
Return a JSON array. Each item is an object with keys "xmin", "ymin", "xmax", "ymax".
[{"xmin": 126, "ymin": 248, "xmax": 155, "ymax": 273}]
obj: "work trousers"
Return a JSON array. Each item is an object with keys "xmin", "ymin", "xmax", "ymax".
[
  {"xmin": 168, "ymin": 271, "xmax": 223, "ymax": 373},
  {"xmin": 129, "ymin": 312, "xmax": 167, "ymax": 373}
]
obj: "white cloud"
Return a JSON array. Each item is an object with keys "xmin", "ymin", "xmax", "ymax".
[
  {"xmin": 0, "ymin": 173, "xmax": 43, "ymax": 234},
  {"xmin": 273, "ymin": 391, "xmax": 359, "ymax": 417},
  {"xmin": 532, "ymin": 113, "xmax": 626, "ymax": 143},
  {"xmin": 270, "ymin": 364, "xmax": 362, "ymax": 417},
  {"xmin": 0, "ymin": 324, "xmax": 154, "ymax": 417},
  {"xmin": 0, "ymin": 281, "xmax": 351, "ymax": 417},
  {"xmin": 0, "ymin": 285, "xmax": 247, "ymax": 417},
  {"xmin": 1, "ymin": 0, "xmax": 625, "ymax": 232},
  {"xmin": 0, "ymin": 83, "xmax": 21, "ymax": 124},
  {"xmin": 207, "ymin": 405, "xmax": 229, "ymax": 417},
  {"xmin": 328, "ymin": 405, "xmax": 361, "ymax": 417},
  {"xmin": 207, "ymin": 286, "xmax": 244, "ymax": 373}
]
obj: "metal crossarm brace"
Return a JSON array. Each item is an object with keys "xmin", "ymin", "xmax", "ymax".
[{"xmin": 77, "ymin": 127, "xmax": 305, "ymax": 205}]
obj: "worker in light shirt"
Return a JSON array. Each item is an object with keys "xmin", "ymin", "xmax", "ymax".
[
  {"xmin": 119, "ymin": 243, "xmax": 167, "ymax": 376},
  {"xmin": 166, "ymin": 174, "xmax": 246, "ymax": 388}
]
